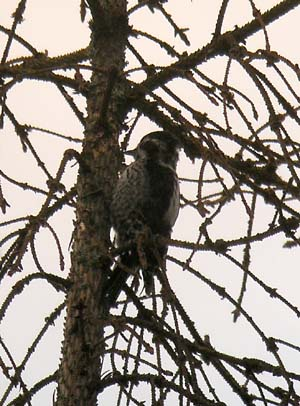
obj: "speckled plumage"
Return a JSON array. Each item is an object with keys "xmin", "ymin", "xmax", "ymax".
[{"xmin": 105, "ymin": 131, "xmax": 180, "ymax": 305}]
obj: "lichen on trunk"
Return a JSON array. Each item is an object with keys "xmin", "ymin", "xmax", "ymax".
[{"xmin": 56, "ymin": 1, "xmax": 128, "ymax": 404}]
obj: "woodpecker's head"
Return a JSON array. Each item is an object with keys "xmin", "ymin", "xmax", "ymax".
[{"xmin": 128, "ymin": 131, "xmax": 181, "ymax": 169}]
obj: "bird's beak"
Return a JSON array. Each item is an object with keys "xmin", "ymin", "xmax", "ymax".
[{"xmin": 124, "ymin": 148, "xmax": 136, "ymax": 157}]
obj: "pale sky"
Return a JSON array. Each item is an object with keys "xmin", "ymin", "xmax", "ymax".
[{"xmin": 1, "ymin": 1, "xmax": 300, "ymax": 405}]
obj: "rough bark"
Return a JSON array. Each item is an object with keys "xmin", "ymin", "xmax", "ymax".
[{"xmin": 56, "ymin": 1, "xmax": 128, "ymax": 405}]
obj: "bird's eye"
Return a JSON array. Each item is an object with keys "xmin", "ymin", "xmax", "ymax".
[{"xmin": 142, "ymin": 140, "xmax": 159, "ymax": 154}]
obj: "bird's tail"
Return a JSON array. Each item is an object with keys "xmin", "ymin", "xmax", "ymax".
[
  {"xmin": 103, "ymin": 252, "xmax": 138, "ymax": 307},
  {"xmin": 103, "ymin": 241, "xmax": 166, "ymax": 307}
]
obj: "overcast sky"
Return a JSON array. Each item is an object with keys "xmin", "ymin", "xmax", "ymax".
[{"xmin": 1, "ymin": 1, "xmax": 300, "ymax": 405}]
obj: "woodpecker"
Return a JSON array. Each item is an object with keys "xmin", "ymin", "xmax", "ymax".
[{"xmin": 105, "ymin": 130, "xmax": 181, "ymax": 306}]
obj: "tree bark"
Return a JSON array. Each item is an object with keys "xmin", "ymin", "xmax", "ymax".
[{"xmin": 56, "ymin": 1, "xmax": 128, "ymax": 404}]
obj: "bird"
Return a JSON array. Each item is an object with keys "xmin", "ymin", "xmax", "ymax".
[{"xmin": 104, "ymin": 130, "xmax": 181, "ymax": 306}]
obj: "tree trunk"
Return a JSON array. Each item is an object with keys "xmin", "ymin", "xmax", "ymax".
[{"xmin": 56, "ymin": 1, "xmax": 128, "ymax": 404}]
